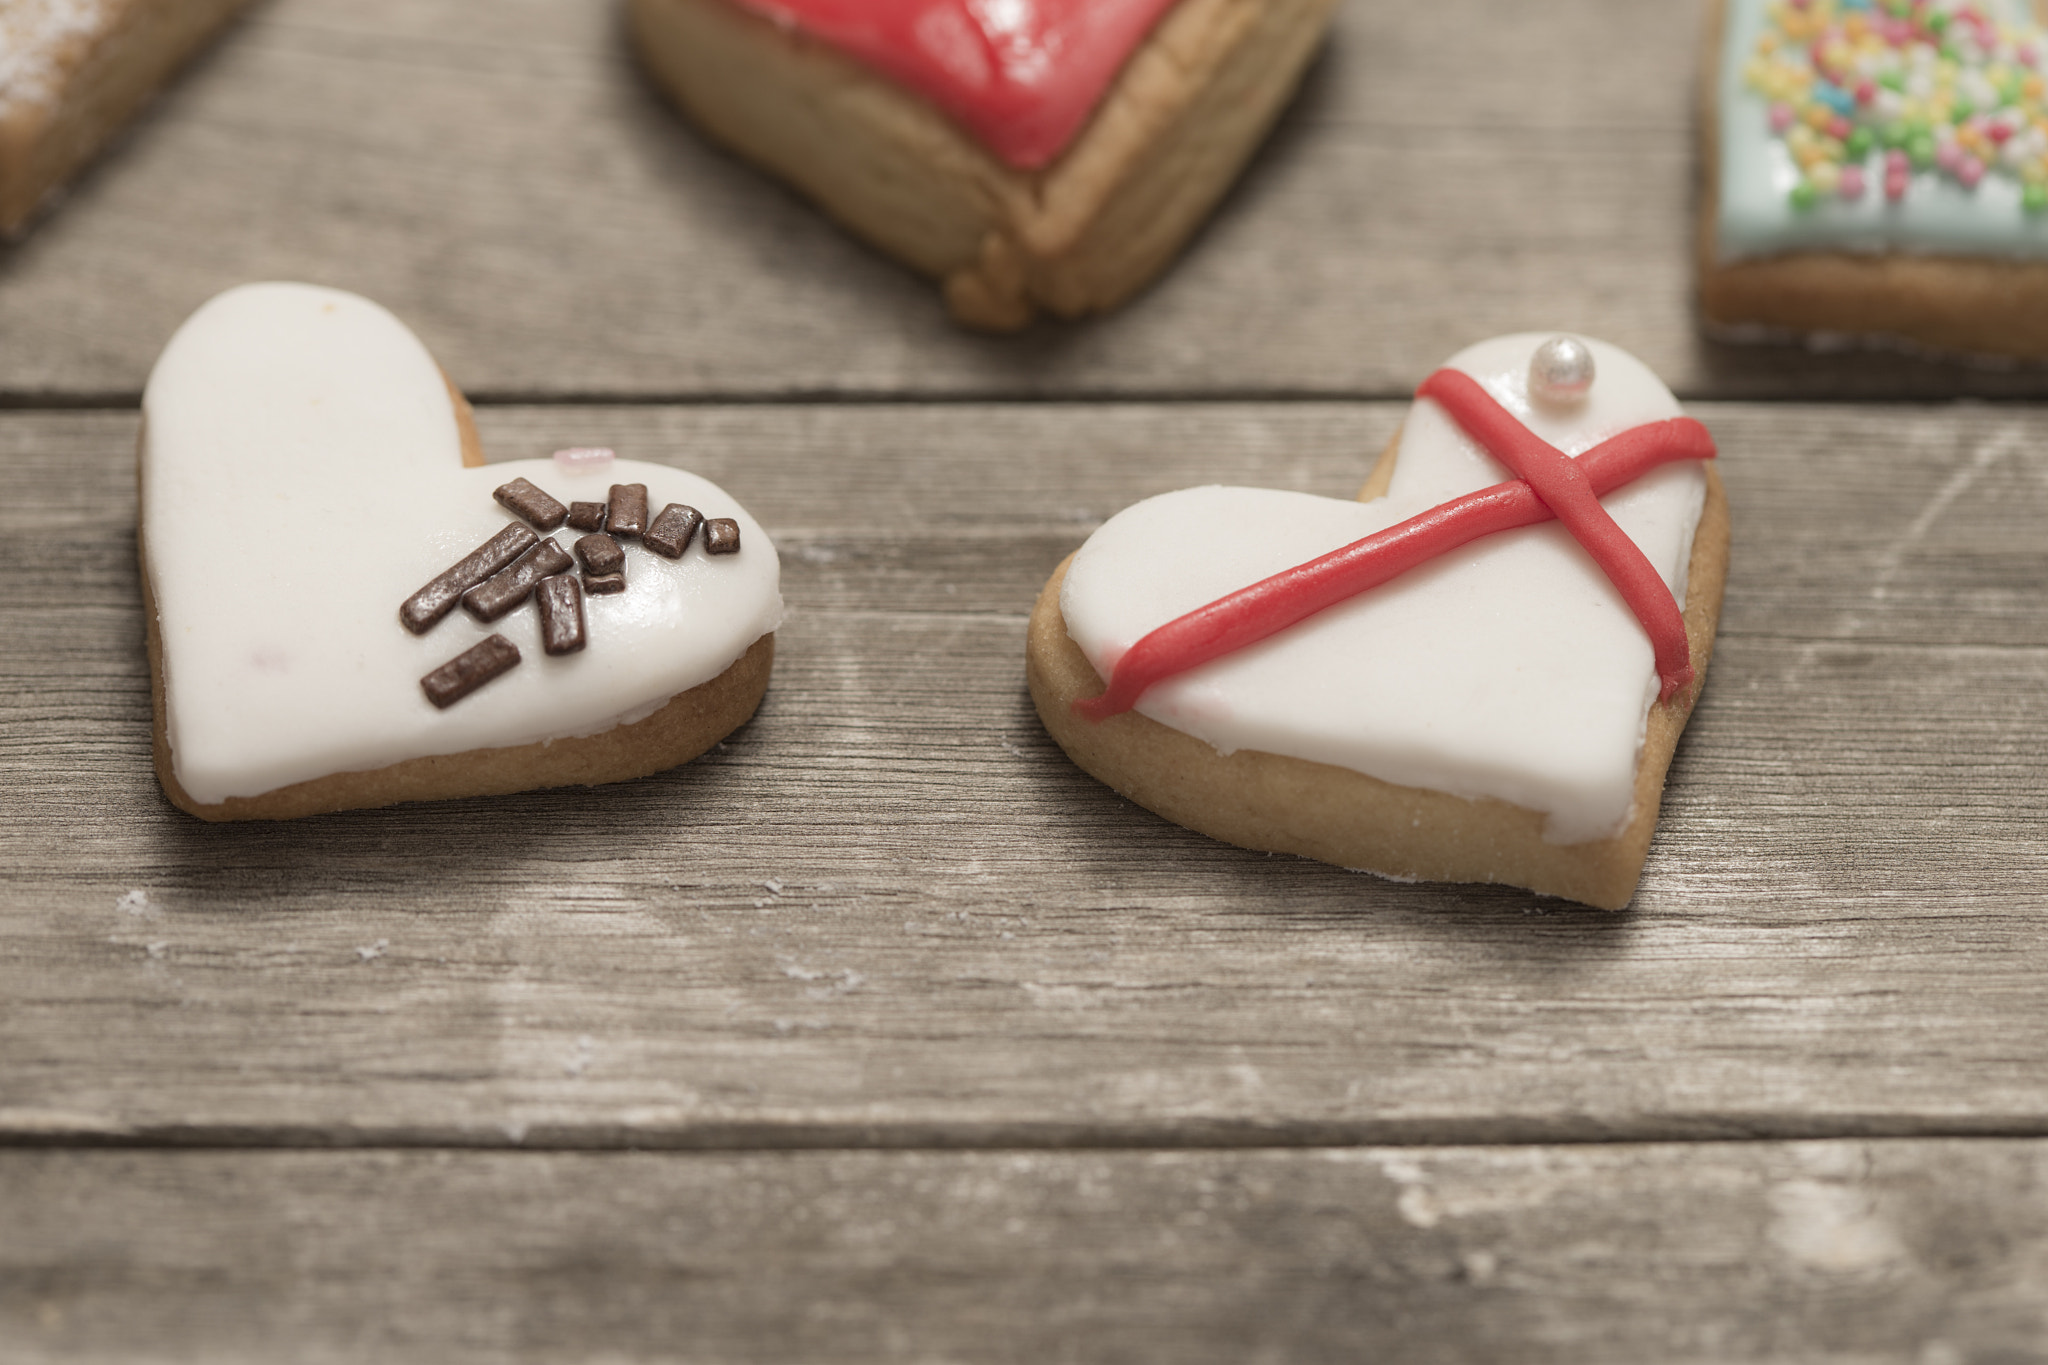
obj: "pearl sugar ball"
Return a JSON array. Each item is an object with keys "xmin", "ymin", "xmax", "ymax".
[{"xmin": 1529, "ymin": 336, "xmax": 1595, "ymax": 407}]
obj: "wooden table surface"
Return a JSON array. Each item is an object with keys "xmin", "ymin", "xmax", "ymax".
[{"xmin": 4, "ymin": 0, "xmax": 2047, "ymax": 1359}]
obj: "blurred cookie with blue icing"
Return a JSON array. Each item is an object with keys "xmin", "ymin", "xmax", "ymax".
[{"xmin": 1700, "ymin": 0, "xmax": 2048, "ymax": 356}]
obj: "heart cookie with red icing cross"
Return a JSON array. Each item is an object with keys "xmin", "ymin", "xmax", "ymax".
[
  {"xmin": 1026, "ymin": 334, "xmax": 1731, "ymax": 910},
  {"xmin": 140, "ymin": 283, "xmax": 783, "ymax": 820},
  {"xmin": 629, "ymin": 0, "xmax": 1339, "ymax": 328}
]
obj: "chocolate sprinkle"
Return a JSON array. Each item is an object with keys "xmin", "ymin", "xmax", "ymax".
[
  {"xmin": 583, "ymin": 573, "xmax": 626, "ymax": 596},
  {"xmin": 421, "ymin": 634, "xmax": 520, "ymax": 708},
  {"xmin": 644, "ymin": 503, "xmax": 703, "ymax": 558},
  {"xmin": 607, "ymin": 483, "xmax": 649, "ymax": 540},
  {"xmin": 400, "ymin": 523, "xmax": 539, "ymax": 635},
  {"xmin": 493, "ymin": 477, "xmax": 568, "ymax": 532},
  {"xmin": 575, "ymin": 532, "xmax": 625, "ymax": 577},
  {"xmin": 535, "ymin": 575, "xmax": 587, "ymax": 656},
  {"xmin": 704, "ymin": 518, "xmax": 741, "ymax": 555},
  {"xmin": 566, "ymin": 500, "xmax": 607, "ymax": 533},
  {"xmin": 461, "ymin": 537, "xmax": 574, "ymax": 621}
]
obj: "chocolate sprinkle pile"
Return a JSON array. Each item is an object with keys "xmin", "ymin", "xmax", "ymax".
[
  {"xmin": 575, "ymin": 532, "xmax": 625, "ymax": 577},
  {"xmin": 644, "ymin": 503, "xmax": 702, "ymax": 558},
  {"xmin": 421, "ymin": 634, "xmax": 520, "ymax": 709},
  {"xmin": 493, "ymin": 477, "xmax": 568, "ymax": 532},
  {"xmin": 406, "ymin": 466, "xmax": 743, "ymax": 706}
]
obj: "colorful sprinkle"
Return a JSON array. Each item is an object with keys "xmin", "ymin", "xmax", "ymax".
[{"xmin": 1748, "ymin": 0, "xmax": 2048, "ymax": 210}]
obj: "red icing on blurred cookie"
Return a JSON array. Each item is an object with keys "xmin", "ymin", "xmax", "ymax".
[{"xmin": 735, "ymin": 0, "xmax": 1180, "ymax": 167}]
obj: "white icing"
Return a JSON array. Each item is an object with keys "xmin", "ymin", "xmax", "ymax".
[
  {"xmin": 0, "ymin": 0, "xmax": 117, "ymax": 123},
  {"xmin": 142, "ymin": 283, "xmax": 783, "ymax": 805},
  {"xmin": 1059, "ymin": 334, "xmax": 1708, "ymax": 845},
  {"xmin": 1716, "ymin": 0, "xmax": 2048, "ymax": 261}
]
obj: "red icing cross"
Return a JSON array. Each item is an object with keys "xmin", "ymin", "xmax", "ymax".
[
  {"xmin": 737, "ymin": 0, "xmax": 1181, "ymax": 168},
  {"xmin": 1074, "ymin": 369, "xmax": 1716, "ymax": 722}
]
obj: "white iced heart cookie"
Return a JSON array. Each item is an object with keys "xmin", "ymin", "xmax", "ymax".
[
  {"xmin": 141, "ymin": 283, "xmax": 783, "ymax": 820},
  {"xmin": 1026, "ymin": 334, "xmax": 1731, "ymax": 909}
]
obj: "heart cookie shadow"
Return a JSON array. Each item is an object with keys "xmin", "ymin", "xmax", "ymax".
[
  {"xmin": 136, "ymin": 714, "xmax": 772, "ymax": 911},
  {"xmin": 1002, "ymin": 690, "xmax": 1655, "ymax": 958}
]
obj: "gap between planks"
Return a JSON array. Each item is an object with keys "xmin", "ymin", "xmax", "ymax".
[
  {"xmin": 18, "ymin": 386, "xmax": 2048, "ymax": 410},
  {"xmin": 11, "ymin": 1114, "xmax": 2048, "ymax": 1153}
]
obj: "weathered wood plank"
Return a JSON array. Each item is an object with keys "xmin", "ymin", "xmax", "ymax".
[
  {"xmin": 8, "ymin": 400, "xmax": 2038, "ymax": 645},
  {"xmin": 1, "ymin": 402, "xmax": 2045, "ymax": 1146},
  {"xmin": 3, "ymin": 1142, "xmax": 2046, "ymax": 1363},
  {"xmin": 1, "ymin": 0, "xmax": 2042, "ymax": 402}
]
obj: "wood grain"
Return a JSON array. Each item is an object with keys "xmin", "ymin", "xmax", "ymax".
[
  {"xmin": 3, "ymin": 1142, "xmax": 2046, "ymax": 1363},
  {"xmin": 2, "ymin": 402, "xmax": 2045, "ymax": 1147},
  {"xmin": 3, "ymin": 0, "xmax": 2048, "ymax": 402},
  {"xmin": 6, "ymin": 0, "xmax": 2047, "ymax": 1349}
]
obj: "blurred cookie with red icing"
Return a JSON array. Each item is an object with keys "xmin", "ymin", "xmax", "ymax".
[{"xmin": 629, "ymin": 0, "xmax": 1339, "ymax": 328}]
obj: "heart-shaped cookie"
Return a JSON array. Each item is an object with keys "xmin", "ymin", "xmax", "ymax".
[
  {"xmin": 630, "ymin": 0, "xmax": 1338, "ymax": 327},
  {"xmin": 141, "ymin": 283, "xmax": 783, "ymax": 820},
  {"xmin": 1027, "ymin": 335, "xmax": 1730, "ymax": 909}
]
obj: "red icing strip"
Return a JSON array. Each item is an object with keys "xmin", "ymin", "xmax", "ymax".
[
  {"xmin": 1416, "ymin": 370, "xmax": 1695, "ymax": 704},
  {"xmin": 737, "ymin": 0, "xmax": 1181, "ymax": 168},
  {"xmin": 1074, "ymin": 386, "xmax": 1715, "ymax": 722}
]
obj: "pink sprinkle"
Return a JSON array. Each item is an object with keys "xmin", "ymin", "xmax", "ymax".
[
  {"xmin": 1990, "ymin": 122, "xmax": 2014, "ymax": 145},
  {"xmin": 1855, "ymin": 79, "xmax": 1876, "ymax": 106},
  {"xmin": 1770, "ymin": 103, "xmax": 1796, "ymax": 132},
  {"xmin": 2021, "ymin": 44, "xmax": 2038, "ymax": 69},
  {"xmin": 552, "ymin": 446, "xmax": 616, "ymax": 471},
  {"xmin": 1838, "ymin": 165, "xmax": 1867, "ymax": 200},
  {"xmin": 1789, "ymin": 0, "xmax": 1810, "ymax": 9},
  {"xmin": 1828, "ymin": 115, "xmax": 1853, "ymax": 140},
  {"xmin": 1937, "ymin": 142, "xmax": 1962, "ymax": 171},
  {"xmin": 1958, "ymin": 155, "xmax": 1986, "ymax": 188},
  {"xmin": 1886, "ymin": 149, "xmax": 1910, "ymax": 172},
  {"xmin": 1886, "ymin": 170, "xmax": 1910, "ymax": 201}
]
